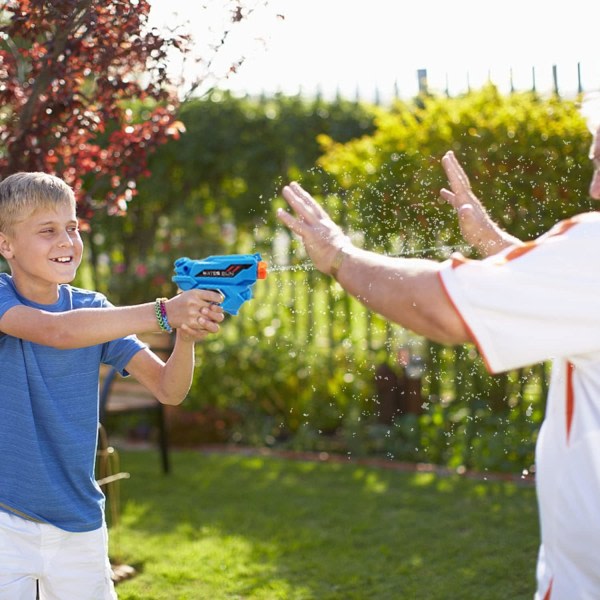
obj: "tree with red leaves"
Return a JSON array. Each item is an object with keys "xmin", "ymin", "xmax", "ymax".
[{"xmin": 0, "ymin": 0, "xmax": 191, "ymax": 219}]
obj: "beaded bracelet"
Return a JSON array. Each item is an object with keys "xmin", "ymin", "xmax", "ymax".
[{"xmin": 154, "ymin": 297, "xmax": 173, "ymax": 333}]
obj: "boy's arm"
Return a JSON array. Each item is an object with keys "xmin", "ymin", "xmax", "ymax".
[
  {"xmin": 124, "ymin": 303, "xmax": 224, "ymax": 405},
  {"xmin": 0, "ymin": 289, "xmax": 224, "ymax": 349}
]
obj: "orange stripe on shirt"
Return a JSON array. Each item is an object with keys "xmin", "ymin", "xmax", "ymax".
[
  {"xmin": 451, "ymin": 217, "xmax": 580, "ymax": 269},
  {"xmin": 436, "ymin": 272, "xmax": 495, "ymax": 373},
  {"xmin": 450, "ymin": 242, "xmax": 538, "ymax": 267},
  {"xmin": 450, "ymin": 253, "xmax": 471, "ymax": 269},
  {"xmin": 566, "ymin": 362, "xmax": 575, "ymax": 445},
  {"xmin": 500, "ymin": 219, "xmax": 579, "ymax": 263},
  {"xmin": 501, "ymin": 241, "xmax": 538, "ymax": 262},
  {"xmin": 543, "ymin": 578, "xmax": 553, "ymax": 600},
  {"xmin": 544, "ymin": 216, "xmax": 580, "ymax": 238}
]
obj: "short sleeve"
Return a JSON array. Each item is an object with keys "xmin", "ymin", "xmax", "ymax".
[
  {"xmin": 100, "ymin": 335, "xmax": 146, "ymax": 375},
  {"xmin": 0, "ymin": 274, "xmax": 21, "ymax": 322},
  {"xmin": 96, "ymin": 297, "xmax": 147, "ymax": 374},
  {"xmin": 66, "ymin": 287, "xmax": 147, "ymax": 374},
  {"xmin": 438, "ymin": 216, "xmax": 600, "ymax": 373}
]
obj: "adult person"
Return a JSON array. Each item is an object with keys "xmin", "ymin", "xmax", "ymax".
[{"xmin": 276, "ymin": 95, "xmax": 600, "ymax": 600}]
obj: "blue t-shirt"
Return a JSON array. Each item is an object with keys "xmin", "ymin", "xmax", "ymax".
[{"xmin": 0, "ymin": 273, "xmax": 146, "ymax": 532}]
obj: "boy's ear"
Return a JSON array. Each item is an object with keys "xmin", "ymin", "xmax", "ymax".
[{"xmin": 0, "ymin": 233, "xmax": 15, "ymax": 260}]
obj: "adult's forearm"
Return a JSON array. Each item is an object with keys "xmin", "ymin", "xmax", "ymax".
[{"xmin": 334, "ymin": 247, "xmax": 470, "ymax": 345}]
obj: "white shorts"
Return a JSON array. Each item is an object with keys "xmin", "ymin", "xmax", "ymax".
[{"xmin": 0, "ymin": 510, "xmax": 117, "ymax": 600}]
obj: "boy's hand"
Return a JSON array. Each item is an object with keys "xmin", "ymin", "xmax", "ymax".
[
  {"xmin": 179, "ymin": 302, "xmax": 224, "ymax": 342},
  {"xmin": 165, "ymin": 290, "xmax": 225, "ymax": 340}
]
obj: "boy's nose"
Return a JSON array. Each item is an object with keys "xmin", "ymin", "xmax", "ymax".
[{"xmin": 58, "ymin": 231, "xmax": 74, "ymax": 246}]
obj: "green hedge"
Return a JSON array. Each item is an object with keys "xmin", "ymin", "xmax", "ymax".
[{"xmin": 93, "ymin": 86, "xmax": 594, "ymax": 473}]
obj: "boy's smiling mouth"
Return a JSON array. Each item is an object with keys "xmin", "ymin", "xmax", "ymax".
[{"xmin": 51, "ymin": 257, "xmax": 73, "ymax": 263}]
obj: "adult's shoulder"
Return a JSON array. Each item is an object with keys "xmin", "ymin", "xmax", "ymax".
[
  {"xmin": 540, "ymin": 211, "xmax": 600, "ymax": 241},
  {"xmin": 560, "ymin": 211, "xmax": 600, "ymax": 228}
]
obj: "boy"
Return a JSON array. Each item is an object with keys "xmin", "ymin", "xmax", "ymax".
[{"xmin": 0, "ymin": 171, "xmax": 224, "ymax": 599}]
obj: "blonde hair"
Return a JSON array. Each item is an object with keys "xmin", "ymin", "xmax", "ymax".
[{"xmin": 0, "ymin": 172, "xmax": 76, "ymax": 234}]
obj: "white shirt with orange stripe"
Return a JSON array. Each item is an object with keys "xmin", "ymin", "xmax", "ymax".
[{"xmin": 438, "ymin": 212, "xmax": 600, "ymax": 600}]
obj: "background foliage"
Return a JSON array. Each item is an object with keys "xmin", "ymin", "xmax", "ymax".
[
  {"xmin": 0, "ymin": 0, "xmax": 263, "ymax": 218},
  {"xmin": 87, "ymin": 86, "xmax": 596, "ymax": 473},
  {"xmin": 86, "ymin": 90, "xmax": 376, "ymax": 301},
  {"xmin": 0, "ymin": 0, "xmax": 189, "ymax": 217}
]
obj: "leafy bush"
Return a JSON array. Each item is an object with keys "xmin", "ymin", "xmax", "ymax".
[
  {"xmin": 189, "ymin": 331, "xmax": 374, "ymax": 446},
  {"xmin": 317, "ymin": 85, "xmax": 594, "ymax": 255},
  {"xmin": 99, "ymin": 86, "xmax": 593, "ymax": 473}
]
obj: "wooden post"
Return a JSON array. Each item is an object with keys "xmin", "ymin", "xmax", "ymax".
[{"xmin": 417, "ymin": 69, "xmax": 428, "ymax": 94}]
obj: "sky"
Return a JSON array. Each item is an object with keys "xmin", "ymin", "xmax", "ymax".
[{"xmin": 147, "ymin": 0, "xmax": 600, "ymax": 101}]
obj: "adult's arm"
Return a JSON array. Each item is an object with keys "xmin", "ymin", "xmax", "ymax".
[
  {"xmin": 440, "ymin": 151, "xmax": 523, "ymax": 257},
  {"xmin": 276, "ymin": 182, "xmax": 470, "ymax": 346}
]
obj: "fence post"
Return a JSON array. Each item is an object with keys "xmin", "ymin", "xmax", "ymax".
[{"xmin": 417, "ymin": 69, "xmax": 428, "ymax": 94}]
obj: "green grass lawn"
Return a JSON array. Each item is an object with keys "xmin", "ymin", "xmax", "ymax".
[{"xmin": 110, "ymin": 450, "xmax": 539, "ymax": 600}]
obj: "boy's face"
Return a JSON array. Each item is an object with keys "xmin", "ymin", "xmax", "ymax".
[{"xmin": 0, "ymin": 202, "xmax": 83, "ymax": 303}]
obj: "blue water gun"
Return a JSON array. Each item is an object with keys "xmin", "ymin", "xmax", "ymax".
[{"xmin": 172, "ymin": 253, "xmax": 268, "ymax": 316}]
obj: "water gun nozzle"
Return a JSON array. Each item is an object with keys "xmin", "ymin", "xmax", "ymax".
[{"xmin": 258, "ymin": 261, "xmax": 268, "ymax": 280}]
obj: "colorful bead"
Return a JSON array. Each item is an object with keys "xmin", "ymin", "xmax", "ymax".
[{"xmin": 154, "ymin": 297, "xmax": 172, "ymax": 333}]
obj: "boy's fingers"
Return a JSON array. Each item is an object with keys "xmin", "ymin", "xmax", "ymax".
[
  {"xmin": 179, "ymin": 324, "xmax": 208, "ymax": 341},
  {"xmin": 192, "ymin": 315, "xmax": 220, "ymax": 333},
  {"xmin": 201, "ymin": 306, "xmax": 225, "ymax": 322},
  {"xmin": 201, "ymin": 319, "xmax": 220, "ymax": 333},
  {"xmin": 196, "ymin": 289, "xmax": 224, "ymax": 304}
]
